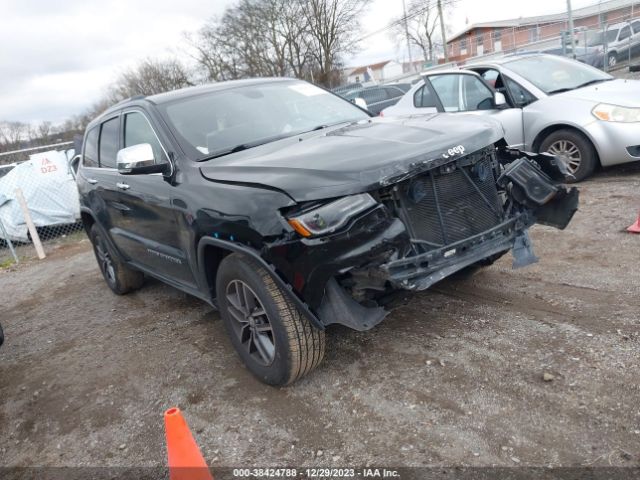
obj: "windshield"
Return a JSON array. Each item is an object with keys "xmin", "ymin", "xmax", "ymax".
[
  {"xmin": 586, "ymin": 29, "xmax": 619, "ymax": 46},
  {"xmin": 505, "ymin": 55, "xmax": 612, "ymax": 94},
  {"xmin": 160, "ymin": 80, "xmax": 369, "ymax": 160}
]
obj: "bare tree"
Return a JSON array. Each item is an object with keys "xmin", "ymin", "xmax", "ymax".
[
  {"xmin": 390, "ymin": 0, "xmax": 454, "ymax": 64},
  {"xmin": 190, "ymin": 0, "xmax": 314, "ymax": 82},
  {"xmin": 109, "ymin": 57, "xmax": 194, "ymax": 103},
  {"xmin": 190, "ymin": 0, "xmax": 371, "ymax": 87},
  {"xmin": 0, "ymin": 121, "xmax": 28, "ymax": 148},
  {"xmin": 302, "ymin": 0, "xmax": 372, "ymax": 87}
]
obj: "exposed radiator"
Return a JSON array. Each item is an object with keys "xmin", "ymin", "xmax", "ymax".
[{"xmin": 394, "ymin": 152, "xmax": 503, "ymax": 248}]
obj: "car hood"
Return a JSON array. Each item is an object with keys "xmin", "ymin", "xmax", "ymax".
[
  {"xmin": 558, "ymin": 79, "xmax": 640, "ymax": 106},
  {"xmin": 200, "ymin": 114, "xmax": 504, "ymax": 202}
]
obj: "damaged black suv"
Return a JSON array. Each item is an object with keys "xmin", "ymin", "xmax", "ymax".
[{"xmin": 77, "ymin": 78, "xmax": 578, "ymax": 386}]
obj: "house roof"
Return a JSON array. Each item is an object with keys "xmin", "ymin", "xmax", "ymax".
[
  {"xmin": 448, "ymin": 0, "xmax": 635, "ymax": 43},
  {"xmin": 348, "ymin": 60, "xmax": 392, "ymax": 76}
]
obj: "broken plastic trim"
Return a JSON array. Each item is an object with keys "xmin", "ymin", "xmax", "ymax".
[{"xmin": 381, "ymin": 214, "xmax": 534, "ymax": 291}]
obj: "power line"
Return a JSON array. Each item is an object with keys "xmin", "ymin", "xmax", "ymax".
[{"xmin": 353, "ymin": 0, "xmax": 459, "ymax": 44}]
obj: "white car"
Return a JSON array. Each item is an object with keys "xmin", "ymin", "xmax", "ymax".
[{"xmin": 382, "ymin": 54, "xmax": 640, "ymax": 181}]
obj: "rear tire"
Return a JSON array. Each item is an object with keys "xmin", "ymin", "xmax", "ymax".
[
  {"xmin": 539, "ymin": 129, "xmax": 598, "ymax": 182},
  {"xmin": 89, "ymin": 225, "xmax": 144, "ymax": 295},
  {"xmin": 216, "ymin": 253, "xmax": 325, "ymax": 386}
]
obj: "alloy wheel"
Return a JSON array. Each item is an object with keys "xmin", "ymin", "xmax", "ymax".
[
  {"xmin": 95, "ymin": 239, "xmax": 116, "ymax": 285},
  {"xmin": 608, "ymin": 54, "xmax": 617, "ymax": 69},
  {"xmin": 225, "ymin": 280, "xmax": 276, "ymax": 366},
  {"xmin": 547, "ymin": 139, "xmax": 582, "ymax": 174}
]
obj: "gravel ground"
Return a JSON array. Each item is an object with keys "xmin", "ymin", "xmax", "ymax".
[{"xmin": 1, "ymin": 163, "xmax": 639, "ymax": 471}]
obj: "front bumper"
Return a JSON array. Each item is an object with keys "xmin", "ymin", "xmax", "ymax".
[
  {"xmin": 584, "ymin": 119, "xmax": 640, "ymax": 167},
  {"xmin": 382, "ymin": 214, "xmax": 532, "ymax": 290}
]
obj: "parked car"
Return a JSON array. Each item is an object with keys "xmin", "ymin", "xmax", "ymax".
[
  {"xmin": 77, "ymin": 78, "xmax": 577, "ymax": 385},
  {"xmin": 383, "ymin": 53, "xmax": 640, "ymax": 181},
  {"xmin": 341, "ymin": 85, "xmax": 407, "ymax": 115},
  {"xmin": 586, "ymin": 20, "xmax": 640, "ymax": 69},
  {"xmin": 535, "ymin": 45, "xmax": 607, "ymax": 69}
]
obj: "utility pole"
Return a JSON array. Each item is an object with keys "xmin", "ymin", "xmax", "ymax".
[
  {"xmin": 566, "ymin": 0, "xmax": 577, "ymax": 58},
  {"xmin": 438, "ymin": 0, "xmax": 449, "ymax": 63},
  {"xmin": 402, "ymin": 0, "xmax": 415, "ymax": 71}
]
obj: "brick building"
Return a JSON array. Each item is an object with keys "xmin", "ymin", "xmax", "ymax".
[{"xmin": 446, "ymin": 0, "xmax": 640, "ymax": 62}]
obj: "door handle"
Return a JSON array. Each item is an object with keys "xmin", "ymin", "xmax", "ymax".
[
  {"xmin": 116, "ymin": 182, "xmax": 130, "ymax": 190},
  {"xmin": 86, "ymin": 178, "xmax": 98, "ymax": 184}
]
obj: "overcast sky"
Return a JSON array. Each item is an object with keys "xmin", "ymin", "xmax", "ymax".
[{"xmin": 0, "ymin": 0, "xmax": 601, "ymax": 124}]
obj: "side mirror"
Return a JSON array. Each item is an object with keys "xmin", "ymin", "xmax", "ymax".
[
  {"xmin": 117, "ymin": 144, "xmax": 168, "ymax": 175},
  {"xmin": 354, "ymin": 97, "xmax": 368, "ymax": 110},
  {"xmin": 494, "ymin": 91, "xmax": 508, "ymax": 109}
]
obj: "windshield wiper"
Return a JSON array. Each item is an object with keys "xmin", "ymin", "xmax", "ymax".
[
  {"xmin": 198, "ymin": 134, "xmax": 292, "ymax": 161},
  {"xmin": 548, "ymin": 78, "xmax": 612, "ymax": 95}
]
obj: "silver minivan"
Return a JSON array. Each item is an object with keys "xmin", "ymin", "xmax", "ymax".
[{"xmin": 586, "ymin": 20, "xmax": 640, "ymax": 69}]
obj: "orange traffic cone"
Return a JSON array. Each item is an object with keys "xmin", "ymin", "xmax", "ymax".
[
  {"xmin": 164, "ymin": 407, "xmax": 214, "ymax": 480},
  {"xmin": 628, "ymin": 210, "xmax": 640, "ymax": 233}
]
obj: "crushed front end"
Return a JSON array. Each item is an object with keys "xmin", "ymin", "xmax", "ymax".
[
  {"xmin": 369, "ymin": 143, "xmax": 578, "ymax": 292},
  {"xmin": 270, "ymin": 142, "xmax": 578, "ymax": 331}
]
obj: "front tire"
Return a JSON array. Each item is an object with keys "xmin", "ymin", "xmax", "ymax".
[
  {"xmin": 89, "ymin": 225, "xmax": 144, "ymax": 295},
  {"xmin": 216, "ymin": 253, "xmax": 325, "ymax": 386},
  {"xmin": 540, "ymin": 129, "xmax": 598, "ymax": 182}
]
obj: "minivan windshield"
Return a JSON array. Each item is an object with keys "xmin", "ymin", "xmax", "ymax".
[
  {"xmin": 160, "ymin": 80, "xmax": 370, "ymax": 160},
  {"xmin": 505, "ymin": 55, "xmax": 612, "ymax": 95}
]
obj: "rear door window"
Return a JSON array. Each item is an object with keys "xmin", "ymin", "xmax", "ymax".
[
  {"xmin": 98, "ymin": 117, "xmax": 120, "ymax": 169},
  {"xmin": 619, "ymin": 25, "xmax": 631, "ymax": 41},
  {"xmin": 83, "ymin": 127, "xmax": 99, "ymax": 168}
]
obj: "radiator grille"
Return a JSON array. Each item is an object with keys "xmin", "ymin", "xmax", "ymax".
[{"xmin": 396, "ymin": 154, "xmax": 502, "ymax": 247}]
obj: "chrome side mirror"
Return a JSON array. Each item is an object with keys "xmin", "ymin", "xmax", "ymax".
[
  {"xmin": 117, "ymin": 143, "xmax": 167, "ymax": 175},
  {"xmin": 494, "ymin": 91, "xmax": 507, "ymax": 108},
  {"xmin": 354, "ymin": 97, "xmax": 368, "ymax": 110}
]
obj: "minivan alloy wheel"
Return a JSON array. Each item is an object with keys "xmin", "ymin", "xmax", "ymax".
[
  {"xmin": 225, "ymin": 279, "xmax": 276, "ymax": 366},
  {"xmin": 546, "ymin": 139, "xmax": 582, "ymax": 174}
]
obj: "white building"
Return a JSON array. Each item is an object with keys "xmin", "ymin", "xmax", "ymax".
[{"xmin": 346, "ymin": 60, "xmax": 403, "ymax": 84}]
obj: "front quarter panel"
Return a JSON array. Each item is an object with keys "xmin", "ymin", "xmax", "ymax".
[{"xmin": 523, "ymin": 96, "xmax": 603, "ymax": 152}]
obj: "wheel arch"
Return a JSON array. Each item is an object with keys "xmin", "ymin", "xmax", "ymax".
[
  {"xmin": 196, "ymin": 236, "xmax": 324, "ymax": 330},
  {"xmin": 531, "ymin": 123, "xmax": 602, "ymax": 167},
  {"xmin": 80, "ymin": 207, "xmax": 96, "ymax": 236}
]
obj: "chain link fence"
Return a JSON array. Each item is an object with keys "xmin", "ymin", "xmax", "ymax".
[{"xmin": 0, "ymin": 143, "xmax": 84, "ymax": 266}]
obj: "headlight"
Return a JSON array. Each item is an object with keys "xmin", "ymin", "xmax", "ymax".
[
  {"xmin": 287, "ymin": 193, "xmax": 376, "ymax": 237},
  {"xmin": 592, "ymin": 103, "xmax": 640, "ymax": 122}
]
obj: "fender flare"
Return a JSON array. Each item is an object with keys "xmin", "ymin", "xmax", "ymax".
[
  {"xmin": 79, "ymin": 207, "xmax": 125, "ymax": 261},
  {"xmin": 197, "ymin": 236, "xmax": 325, "ymax": 330}
]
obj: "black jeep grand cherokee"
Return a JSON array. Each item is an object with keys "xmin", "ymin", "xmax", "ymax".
[{"xmin": 77, "ymin": 78, "xmax": 578, "ymax": 386}]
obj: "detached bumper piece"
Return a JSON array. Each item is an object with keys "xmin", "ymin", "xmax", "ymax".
[
  {"xmin": 381, "ymin": 214, "xmax": 531, "ymax": 290},
  {"xmin": 497, "ymin": 156, "xmax": 579, "ymax": 230}
]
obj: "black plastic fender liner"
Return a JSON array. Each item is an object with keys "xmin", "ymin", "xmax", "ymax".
[
  {"xmin": 318, "ymin": 278, "xmax": 388, "ymax": 332},
  {"xmin": 196, "ymin": 236, "xmax": 325, "ymax": 330}
]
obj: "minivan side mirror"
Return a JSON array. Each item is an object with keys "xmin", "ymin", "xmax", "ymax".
[
  {"xmin": 494, "ymin": 91, "xmax": 508, "ymax": 109},
  {"xmin": 117, "ymin": 143, "xmax": 168, "ymax": 175}
]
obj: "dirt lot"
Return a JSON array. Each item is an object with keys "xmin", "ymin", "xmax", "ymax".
[{"xmin": 1, "ymin": 163, "xmax": 639, "ymax": 471}]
